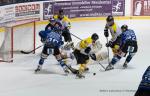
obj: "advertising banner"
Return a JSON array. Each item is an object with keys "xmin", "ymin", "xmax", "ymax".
[
  {"xmin": 133, "ymin": 0, "xmax": 150, "ymax": 16},
  {"xmin": 0, "ymin": 2, "xmax": 41, "ymax": 25},
  {"xmin": 43, "ymin": 0, "xmax": 125, "ymax": 20},
  {"xmin": 53, "ymin": 0, "xmax": 112, "ymax": 18},
  {"xmin": 43, "ymin": 2, "xmax": 54, "ymax": 20},
  {"xmin": 112, "ymin": 0, "xmax": 125, "ymax": 16},
  {"xmin": 0, "ymin": 5, "xmax": 15, "ymax": 24},
  {"xmin": 15, "ymin": 2, "xmax": 41, "ymax": 20}
]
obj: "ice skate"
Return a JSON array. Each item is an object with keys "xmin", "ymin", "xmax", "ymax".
[
  {"xmin": 76, "ymin": 73, "xmax": 85, "ymax": 79},
  {"xmin": 35, "ymin": 65, "xmax": 42, "ymax": 73},
  {"xmin": 66, "ymin": 65, "xmax": 78, "ymax": 74},
  {"xmin": 76, "ymin": 70, "xmax": 85, "ymax": 79},
  {"xmin": 123, "ymin": 63, "xmax": 128, "ymax": 69}
]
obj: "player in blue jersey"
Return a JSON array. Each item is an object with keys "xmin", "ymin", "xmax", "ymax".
[
  {"xmin": 35, "ymin": 21, "xmax": 70, "ymax": 74},
  {"xmin": 105, "ymin": 24, "xmax": 138, "ymax": 70}
]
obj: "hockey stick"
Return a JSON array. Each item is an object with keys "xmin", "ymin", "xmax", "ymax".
[
  {"xmin": 106, "ymin": 37, "xmax": 110, "ymax": 65},
  {"xmin": 70, "ymin": 33, "xmax": 82, "ymax": 40},
  {"xmin": 65, "ymin": 64, "xmax": 78, "ymax": 74},
  {"xmin": 20, "ymin": 45, "xmax": 43, "ymax": 54},
  {"xmin": 98, "ymin": 62, "xmax": 106, "ymax": 70}
]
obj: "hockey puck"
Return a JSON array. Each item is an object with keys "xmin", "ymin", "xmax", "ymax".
[{"xmin": 93, "ymin": 73, "xmax": 96, "ymax": 75}]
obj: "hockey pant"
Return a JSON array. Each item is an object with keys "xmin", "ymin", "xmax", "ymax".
[
  {"xmin": 73, "ymin": 49, "xmax": 89, "ymax": 64},
  {"xmin": 39, "ymin": 45, "xmax": 66, "ymax": 67},
  {"xmin": 62, "ymin": 28, "xmax": 72, "ymax": 42},
  {"xmin": 111, "ymin": 36, "xmax": 122, "ymax": 55}
]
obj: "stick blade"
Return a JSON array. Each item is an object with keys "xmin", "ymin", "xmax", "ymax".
[{"xmin": 20, "ymin": 50, "xmax": 32, "ymax": 54}]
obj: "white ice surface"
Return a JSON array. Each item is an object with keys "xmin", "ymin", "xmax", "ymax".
[{"xmin": 0, "ymin": 19, "xmax": 150, "ymax": 96}]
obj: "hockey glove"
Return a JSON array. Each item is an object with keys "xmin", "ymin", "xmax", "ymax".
[
  {"xmin": 84, "ymin": 47, "xmax": 91, "ymax": 54},
  {"xmin": 104, "ymin": 28, "xmax": 109, "ymax": 37},
  {"xmin": 90, "ymin": 54, "xmax": 96, "ymax": 61},
  {"xmin": 106, "ymin": 41, "xmax": 113, "ymax": 48}
]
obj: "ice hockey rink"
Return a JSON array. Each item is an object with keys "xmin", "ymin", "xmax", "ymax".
[{"xmin": 0, "ymin": 18, "xmax": 150, "ymax": 96}]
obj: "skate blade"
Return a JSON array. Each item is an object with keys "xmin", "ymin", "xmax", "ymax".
[
  {"xmin": 123, "ymin": 66, "xmax": 128, "ymax": 69},
  {"xmin": 63, "ymin": 72, "xmax": 69, "ymax": 76},
  {"xmin": 34, "ymin": 71, "xmax": 40, "ymax": 74},
  {"xmin": 75, "ymin": 75, "xmax": 85, "ymax": 79}
]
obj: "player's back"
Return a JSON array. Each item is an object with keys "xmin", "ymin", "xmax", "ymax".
[
  {"xmin": 75, "ymin": 37, "xmax": 92, "ymax": 50},
  {"xmin": 46, "ymin": 32, "xmax": 62, "ymax": 48},
  {"xmin": 122, "ymin": 29, "xmax": 136, "ymax": 40},
  {"xmin": 121, "ymin": 29, "xmax": 137, "ymax": 44}
]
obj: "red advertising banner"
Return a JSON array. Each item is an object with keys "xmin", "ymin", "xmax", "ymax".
[{"xmin": 133, "ymin": 0, "xmax": 150, "ymax": 16}]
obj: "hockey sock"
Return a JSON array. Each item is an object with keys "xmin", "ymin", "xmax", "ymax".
[
  {"xmin": 79, "ymin": 64, "xmax": 86, "ymax": 72},
  {"xmin": 58, "ymin": 59, "xmax": 66, "ymax": 67},
  {"xmin": 125, "ymin": 54, "xmax": 132, "ymax": 63},
  {"xmin": 39, "ymin": 58, "xmax": 45, "ymax": 65},
  {"xmin": 125, "ymin": 53, "xmax": 135, "ymax": 63},
  {"xmin": 111, "ymin": 55, "xmax": 121, "ymax": 65}
]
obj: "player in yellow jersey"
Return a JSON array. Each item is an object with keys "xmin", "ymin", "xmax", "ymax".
[
  {"xmin": 73, "ymin": 33, "xmax": 99, "ymax": 78},
  {"xmin": 104, "ymin": 15, "xmax": 122, "ymax": 55},
  {"xmin": 53, "ymin": 9, "xmax": 72, "ymax": 46}
]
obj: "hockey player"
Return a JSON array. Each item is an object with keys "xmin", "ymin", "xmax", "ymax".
[
  {"xmin": 105, "ymin": 24, "xmax": 138, "ymax": 71},
  {"xmin": 44, "ymin": 18, "xmax": 57, "ymax": 31},
  {"xmin": 53, "ymin": 9, "xmax": 73, "ymax": 47},
  {"xmin": 104, "ymin": 15, "xmax": 122, "ymax": 55},
  {"xmin": 73, "ymin": 33, "xmax": 99, "ymax": 78},
  {"xmin": 35, "ymin": 21, "xmax": 70, "ymax": 74}
]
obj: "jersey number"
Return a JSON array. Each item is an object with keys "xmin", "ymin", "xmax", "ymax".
[{"xmin": 48, "ymin": 38, "xmax": 59, "ymax": 44}]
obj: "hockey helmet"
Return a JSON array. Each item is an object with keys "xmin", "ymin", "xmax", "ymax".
[
  {"xmin": 59, "ymin": 9, "xmax": 64, "ymax": 15},
  {"xmin": 121, "ymin": 24, "xmax": 128, "ymax": 32},
  {"xmin": 106, "ymin": 15, "xmax": 114, "ymax": 22},
  {"xmin": 91, "ymin": 33, "xmax": 99, "ymax": 41},
  {"xmin": 106, "ymin": 15, "xmax": 114, "ymax": 26},
  {"xmin": 49, "ymin": 18, "xmax": 56, "ymax": 23},
  {"xmin": 58, "ymin": 9, "xmax": 64, "ymax": 20},
  {"xmin": 53, "ymin": 21, "xmax": 63, "ymax": 33}
]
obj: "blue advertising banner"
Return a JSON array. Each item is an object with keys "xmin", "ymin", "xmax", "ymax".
[
  {"xmin": 112, "ymin": 0, "xmax": 125, "ymax": 16},
  {"xmin": 43, "ymin": 2, "xmax": 54, "ymax": 20}
]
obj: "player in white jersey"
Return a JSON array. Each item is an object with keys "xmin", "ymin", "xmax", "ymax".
[{"xmin": 104, "ymin": 15, "xmax": 122, "ymax": 55}]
